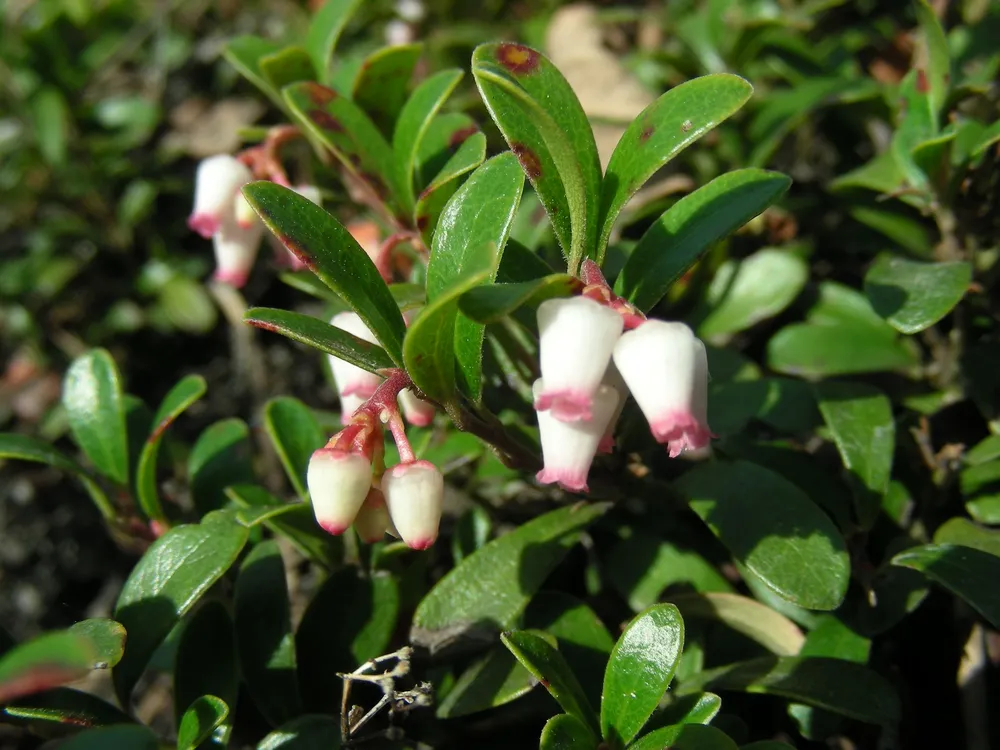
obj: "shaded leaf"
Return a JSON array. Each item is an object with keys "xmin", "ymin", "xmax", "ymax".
[
  {"xmin": 459, "ymin": 275, "xmax": 581, "ymax": 324},
  {"xmin": 864, "ymin": 255, "xmax": 971, "ymax": 334},
  {"xmin": 257, "ymin": 715, "xmax": 342, "ymax": 749},
  {"xmin": 892, "ymin": 543, "xmax": 1000, "ymax": 627},
  {"xmin": 55, "ymin": 725, "xmax": 159, "ymax": 750},
  {"xmin": 415, "ymin": 132, "xmax": 487, "ymax": 244},
  {"xmin": 260, "ymin": 48, "xmax": 315, "ymax": 92},
  {"xmin": 189, "ymin": 419, "xmax": 254, "ymax": 515},
  {"xmin": 67, "ymin": 619, "xmax": 125, "ymax": 669},
  {"xmin": 352, "ymin": 43, "xmax": 423, "ymax": 132},
  {"xmin": 177, "ymin": 695, "xmax": 229, "ymax": 750},
  {"xmin": 628, "ymin": 723, "xmax": 738, "ymax": 750},
  {"xmin": 3, "ymin": 687, "xmax": 131, "ymax": 729},
  {"xmin": 0, "ymin": 632, "xmax": 96, "ymax": 704},
  {"xmin": 667, "ymin": 593, "xmax": 804, "ymax": 656},
  {"xmin": 540, "ymin": 713, "xmax": 598, "ymax": 750},
  {"xmin": 264, "ymin": 397, "xmax": 325, "ymax": 499}
]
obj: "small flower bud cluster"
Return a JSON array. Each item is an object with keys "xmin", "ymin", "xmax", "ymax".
[{"xmin": 533, "ymin": 267, "xmax": 712, "ymax": 492}]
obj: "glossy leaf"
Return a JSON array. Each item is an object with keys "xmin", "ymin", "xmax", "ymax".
[
  {"xmin": 599, "ymin": 75, "xmax": 753, "ymax": 255},
  {"xmin": 0, "ymin": 632, "xmax": 96, "ymax": 704},
  {"xmin": 63, "ymin": 348, "xmax": 129, "ymax": 485},
  {"xmin": 676, "ymin": 460, "xmax": 850, "ymax": 610},
  {"xmin": 679, "ymin": 656, "xmax": 900, "ymax": 725},
  {"xmin": 934, "ymin": 517, "xmax": 1000, "ymax": 556},
  {"xmin": 55, "ymin": 725, "xmax": 159, "ymax": 750},
  {"xmin": 815, "ymin": 382, "xmax": 895, "ymax": 530},
  {"xmin": 628, "ymin": 724, "xmax": 738, "ymax": 750},
  {"xmin": 264, "ymin": 397, "xmax": 325, "ymax": 499},
  {"xmin": 472, "ymin": 43, "xmax": 599, "ymax": 270},
  {"xmin": 459, "ymin": 274, "xmax": 581, "ymax": 324},
  {"xmin": 245, "ymin": 307, "xmax": 394, "ymax": 373},
  {"xmin": 668, "ymin": 593, "xmax": 804, "ymax": 656},
  {"xmin": 177, "ymin": 695, "xmax": 229, "ymax": 750},
  {"xmin": 305, "ymin": 0, "xmax": 363, "ymax": 81},
  {"xmin": 3, "ymin": 687, "xmax": 131, "ymax": 729},
  {"xmin": 411, "ymin": 503, "xmax": 611, "ymax": 653},
  {"xmin": 616, "ymin": 169, "xmax": 790, "ymax": 312},
  {"xmin": 415, "ymin": 132, "xmax": 487, "ymax": 244},
  {"xmin": 235, "ymin": 541, "xmax": 301, "ymax": 727},
  {"xmin": 403, "ymin": 270, "xmax": 491, "ymax": 403},
  {"xmin": 436, "ymin": 645, "xmax": 534, "ymax": 718},
  {"xmin": 243, "ymin": 181, "xmax": 407, "ymax": 364},
  {"xmin": 864, "ymin": 255, "xmax": 971, "ymax": 334},
  {"xmin": 698, "ymin": 249, "xmax": 807, "ymax": 339},
  {"xmin": 296, "ymin": 568, "xmax": 399, "ymax": 712},
  {"xmin": 502, "ymin": 630, "xmax": 598, "ymax": 731},
  {"xmin": 136, "ymin": 375, "xmax": 206, "ymax": 523},
  {"xmin": 652, "ymin": 692, "xmax": 722, "ymax": 728},
  {"xmin": 67, "ymin": 619, "xmax": 125, "ymax": 669},
  {"xmin": 892, "ymin": 543, "xmax": 1000, "ymax": 627},
  {"xmin": 602, "ymin": 604, "xmax": 685, "ymax": 746},
  {"xmin": 426, "ymin": 152, "xmax": 524, "ymax": 398},
  {"xmin": 540, "ymin": 713, "xmax": 598, "ymax": 750},
  {"xmin": 352, "ymin": 43, "xmax": 423, "ymax": 132},
  {"xmin": 174, "ymin": 601, "xmax": 238, "ymax": 747},
  {"xmin": 394, "ymin": 69, "xmax": 464, "ymax": 208},
  {"xmin": 257, "ymin": 715, "xmax": 342, "ymax": 749},
  {"xmin": 188, "ymin": 419, "xmax": 254, "ymax": 515},
  {"xmin": 112, "ymin": 514, "xmax": 248, "ymax": 702}
]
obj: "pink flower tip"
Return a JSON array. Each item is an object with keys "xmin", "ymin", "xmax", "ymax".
[
  {"xmin": 188, "ymin": 213, "xmax": 219, "ymax": 238},
  {"xmin": 319, "ymin": 521, "xmax": 350, "ymax": 536},
  {"xmin": 407, "ymin": 537, "xmax": 436, "ymax": 551},
  {"xmin": 536, "ymin": 468, "xmax": 588, "ymax": 493},
  {"xmin": 212, "ymin": 268, "xmax": 249, "ymax": 287},
  {"xmin": 533, "ymin": 390, "xmax": 593, "ymax": 422},
  {"xmin": 650, "ymin": 411, "xmax": 713, "ymax": 458}
]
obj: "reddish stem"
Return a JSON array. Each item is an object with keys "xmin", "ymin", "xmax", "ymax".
[
  {"xmin": 356, "ymin": 369, "xmax": 418, "ymax": 463},
  {"xmin": 579, "ymin": 259, "xmax": 647, "ymax": 329},
  {"xmin": 236, "ymin": 125, "xmax": 303, "ymax": 186}
]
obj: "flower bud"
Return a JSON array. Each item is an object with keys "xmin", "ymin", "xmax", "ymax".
[
  {"xmin": 307, "ymin": 447, "xmax": 373, "ymax": 535},
  {"xmin": 535, "ymin": 379, "xmax": 620, "ymax": 492},
  {"xmin": 328, "ymin": 312, "xmax": 383, "ymax": 410},
  {"xmin": 212, "ymin": 216, "xmax": 263, "ymax": 287},
  {"xmin": 354, "ymin": 487, "xmax": 391, "ymax": 544},
  {"xmin": 189, "ymin": 155, "xmax": 252, "ymax": 238},
  {"xmin": 612, "ymin": 320, "xmax": 711, "ymax": 457},
  {"xmin": 382, "ymin": 460, "xmax": 443, "ymax": 550},
  {"xmin": 535, "ymin": 297, "xmax": 624, "ymax": 422},
  {"xmin": 399, "ymin": 388, "xmax": 435, "ymax": 426}
]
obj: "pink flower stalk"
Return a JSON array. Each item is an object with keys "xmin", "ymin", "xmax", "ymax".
[
  {"xmin": 382, "ymin": 460, "xmax": 443, "ymax": 550},
  {"xmin": 399, "ymin": 388, "xmax": 435, "ymax": 426},
  {"xmin": 328, "ymin": 312, "xmax": 384, "ymax": 412},
  {"xmin": 354, "ymin": 487, "xmax": 391, "ymax": 544},
  {"xmin": 535, "ymin": 297, "xmax": 624, "ymax": 422},
  {"xmin": 211, "ymin": 214, "xmax": 263, "ymax": 287},
  {"xmin": 612, "ymin": 320, "xmax": 712, "ymax": 458},
  {"xmin": 535, "ymin": 379, "xmax": 620, "ymax": 492},
  {"xmin": 307, "ymin": 447, "xmax": 374, "ymax": 535},
  {"xmin": 188, "ymin": 155, "xmax": 252, "ymax": 239}
]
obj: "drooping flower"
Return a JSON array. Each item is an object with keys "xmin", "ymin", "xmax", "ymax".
[
  {"xmin": 382, "ymin": 460, "xmax": 444, "ymax": 550},
  {"xmin": 597, "ymin": 362, "xmax": 628, "ymax": 455},
  {"xmin": 399, "ymin": 388, "xmax": 435, "ymax": 427},
  {"xmin": 353, "ymin": 487, "xmax": 391, "ymax": 544},
  {"xmin": 328, "ymin": 312, "xmax": 383, "ymax": 413},
  {"xmin": 534, "ymin": 297, "xmax": 624, "ymax": 422},
  {"xmin": 306, "ymin": 445, "xmax": 374, "ymax": 535},
  {"xmin": 535, "ymin": 379, "xmax": 620, "ymax": 492},
  {"xmin": 613, "ymin": 320, "xmax": 711, "ymax": 458},
  {"xmin": 211, "ymin": 214, "xmax": 263, "ymax": 287},
  {"xmin": 188, "ymin": 155, "xmax": 252, "ymax": 239}
]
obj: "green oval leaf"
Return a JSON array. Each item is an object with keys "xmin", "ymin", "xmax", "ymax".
[
  {"xmin": 892, "ymin": 543, "xmax": 1000, "ymax": 628},
  {"xmin": 679, "ymin": 656, "xmax": 900, "ymax": 726},
  {"xmin": 296, "ymin": 568, "xmax": 399, "ymax": 712},
  {"xmin": 411, "ymin": 503, "xmax": 611, "ymax": 653},
  {"xmin": 472, "ymin": 43, "xmax": 599, "ymax": 271},
  {"xmin": 415, "ymin": 132, "xmax": 487, "ymax": 244},
  {"xmin": 67, "ymin": 619, "xmax": 126, "ymax": 669},
  {"xmin": 188, "ymin": 419, "xmax": 254, "ymax": 515},
  {"xmin": 602, "ymin": 604, "xmax": 685, "ymax": 746},
  {"xmin": 245, "ymin": 307, "xmax": 394, "ymax": 373},
  {"xmin": 113, "ymin": 515, "xmax": 249, "ymax": 702},
  {"xmin": 697, "ymin": 248, "xmax": 807, "ymax": 339},
  {"xmin": 676, "ymin": 460, "xmax": 850, "ymax": 611},
  {"xmin": 458, "ymin": 274, "xmax": 582, "ymax": 324},
  {"xmin": 235, "ymin": 540, "xmax": 301, "ymax": 727},
  {"xmin": 136, "ymin": 375, "xmax": 207, "ymax": 523},
  {"xmin": 306, "ymin": 0, "xmax": 363, "ymax": 82},
  {"xmin": 63, "ymin": 349, "xmax": 129, "ymax": 485},
  {"xmin": 415, "ymin": 112, "xmax": 480, "ymax": 187},
  {"xmin": 352, "ymin": 43, "xmax": 423, "ymax": 132},
  {"xmin": 599, "ymin": 74, "xmax": 754, "ymax": 256},
  {"xmin": 258, "ymin": 715, "xmax": 342, "ymax": 749},
  {"xmin": 436, "ymin": 645, "xmax": 534, "ymax": 718},
  {"xmin": 651, "ymin": 692, "xmax": 722, "ymax": 729},
  {"xmin": 426, "ymin": 152, "xmax": 524, "ymax": 399},
  {"xmin": 0, "ymin": 632, "xmax": 96, "ymax": 704},
  {"xmin": 394, "ymin": 69, "xmax": 464, "ymax": 209},
  {"xmin": 540, "ymin": 713, "xmax": 598, "ymax": 750},
  {"xmin": 243, "ymin": 181, "xmax": 407, "ymax": 365},
  {"xmin": 629, "ymin": 723, "xmax": 738, "ymax": 750},
  {"xmin": 283, "ymin": 82, "xmax": 406, "ymax": 214},
  {"xmin": 864, "ymin": 255, "xmax": 971, "ymax": 334},
  {"xmin": 767, "ymin": 323, "xmax": 916, "ymax": 377},
  {"xmin": 502, "ymin": 630, "xmax": 598, "ymax": 732},
  {"xmin": 667, "ymin": 593, "xmax": 804, "ymax": 656},
  {"xmin": 264, "ymin": 397, "xmax": 326, "ymax": 499},
  {"xmin": 616, "ymin": 169, "xmax": 790, "ymax": 312},
  {"xmin": 815, "ymin": 382, "xmax": 895, "ymax": 530},
  {"xmin": 177, "ymin": 695, "xmax": 229, "ymax": 750},
  {"xmin": 259, "ymin": 47, "xmax": 315, "ymax": 92}
]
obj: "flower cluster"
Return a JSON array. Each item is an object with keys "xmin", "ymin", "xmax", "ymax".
[
  {"xmin": 533, "ymin": 261, "xmax": 712, "ymax": 492},
  {"xmin": 307, "ymin": 369, "xmax": 443, "ymax": 550}
]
